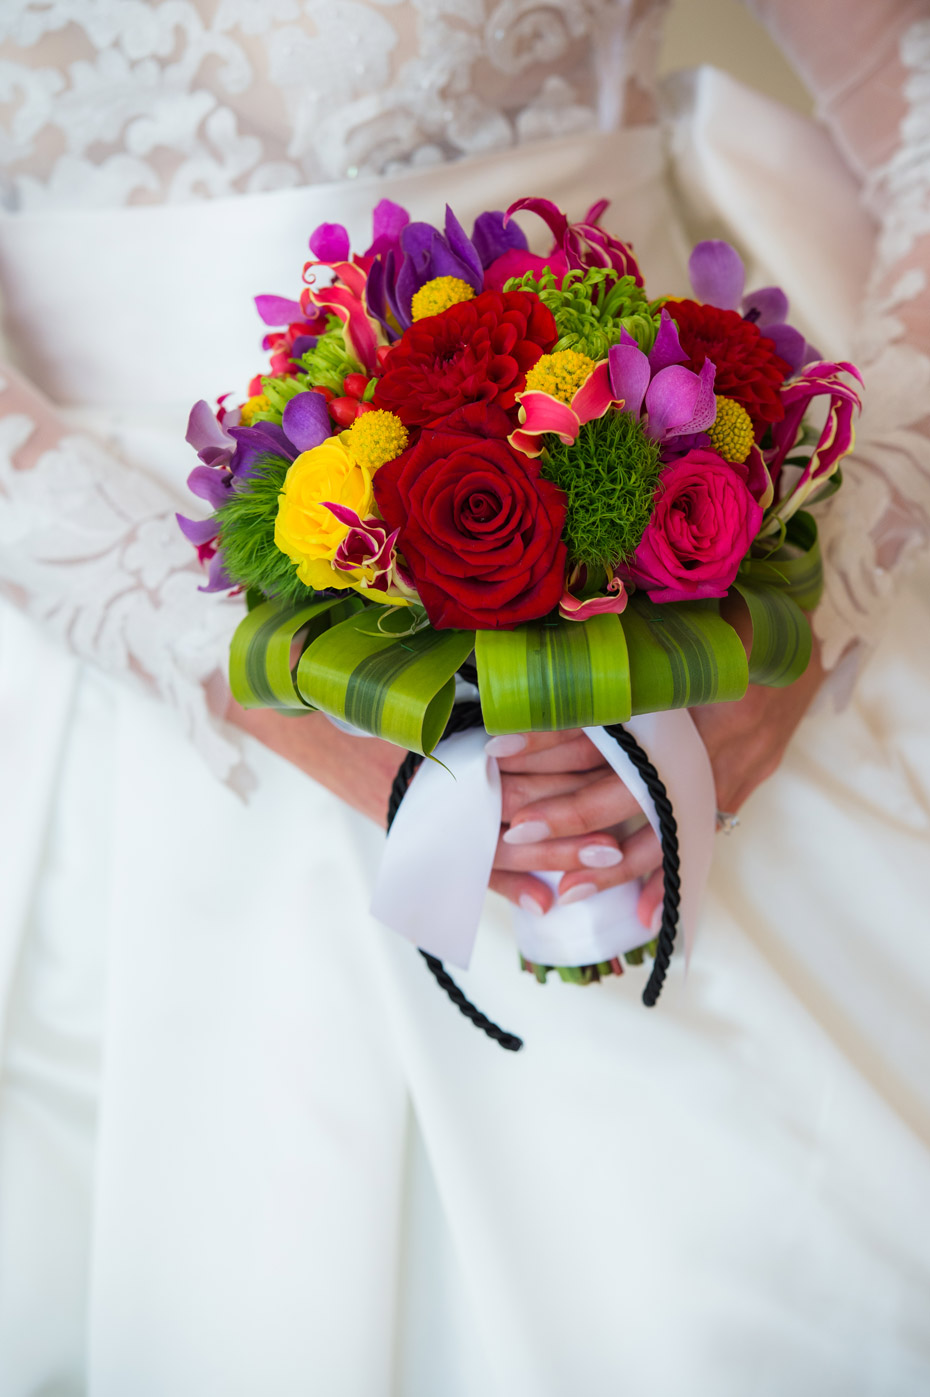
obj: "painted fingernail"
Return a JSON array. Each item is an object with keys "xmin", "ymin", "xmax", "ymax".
[
  {"xmin": 518, "ymin": 894, "xmax": 545, "ymax": 916},
  {"xmin": 579, "ymin": 844, "xmax": 624, "ymax": 869},
  {"xmin": 485, "ymin": 734, "xmax": 527, "ymax": 757},
  {"xmin": 650, "ymin": 906, "xmax": 663, "ymax": 936},
  {"xmin": 503, "ymin": 820, "xmax": 550, "ymax": 845},
  {"xmin": 558, "ymin": 882, "xmax": 598, "ymax": 906}
]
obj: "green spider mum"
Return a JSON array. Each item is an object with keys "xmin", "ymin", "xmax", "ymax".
[{"xmin": 503, "ymin": 267, "xmax": 661, "ymax": 359}]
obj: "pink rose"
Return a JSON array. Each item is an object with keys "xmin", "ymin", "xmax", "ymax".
[{"xmin": 621, "ymin": 449, "xmax": 763, "ymax": 603}]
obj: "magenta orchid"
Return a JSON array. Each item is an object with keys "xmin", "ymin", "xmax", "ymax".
[{"xmin": 607, "ymin": 321, "xmax": 717, "ymax": 450}]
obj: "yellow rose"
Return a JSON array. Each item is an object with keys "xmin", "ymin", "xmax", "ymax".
[{"xmin": 274, "ymin": 437, "xmax": 373, "ymax": 589}]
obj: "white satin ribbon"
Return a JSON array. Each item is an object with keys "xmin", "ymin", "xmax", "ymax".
[{"xmin": 371, "ymin": 709, "xmax": 716, "ymax": 971}]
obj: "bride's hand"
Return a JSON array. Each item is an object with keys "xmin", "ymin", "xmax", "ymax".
[{"xmin": 491, "ymin": 633, "xmax": 827, "ymax": 928}]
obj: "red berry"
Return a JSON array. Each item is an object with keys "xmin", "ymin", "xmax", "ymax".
[
  {"xmin": 329, "ymin": 396, "xmax": 360, "ymax": 426},
  {"xmin": 343, "ymin": 373, "xmax": 370, "ymax": 400},
  {"xmin": 355, "ymin": 400, "xmax": 376, "ymax": 416},
  {"xmin": 310, "ymin": 384, "xmax": 335, "ymax": 403},
  {"xmin": 376, "ymin": 345, "xmax": 393, "ymax": 368}
]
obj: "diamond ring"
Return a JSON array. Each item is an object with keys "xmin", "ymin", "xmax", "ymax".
[{"xmin": 715, "ymin": 810, "xmax": 741, "ymax": 834}]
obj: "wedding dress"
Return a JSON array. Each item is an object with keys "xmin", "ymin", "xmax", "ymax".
[{"xmin": 1, "ymin": 3, "xmax": 929, "ymax": 1393}]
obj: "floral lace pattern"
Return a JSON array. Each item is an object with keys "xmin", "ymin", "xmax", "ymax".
[
  {"xmin": 0, "ymin": 0, "xmax": 663, "ymax": 210},
  {"xmin": 0, "ymin": 368, "xmax": 245, "ymax": 780}
]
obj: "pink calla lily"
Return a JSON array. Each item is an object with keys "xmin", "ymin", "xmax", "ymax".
[
  {"xmin": 764, "ymin": 361, "xmax": 864, "ymax": 524},
  {"xmin": 508, "ymin": 361, "xmax": 618, "ymax": 457}
]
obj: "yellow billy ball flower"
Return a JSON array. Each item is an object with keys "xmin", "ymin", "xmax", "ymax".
[
  {"xmin": 274, "ymin": 437, "xmax": 373, "ymax": 591},
  {"xmin": 524, "ymin": 349, "xmax": 596, "ymax": 404},
  {"xmin": 239, "ymin": 393, "xmax": 270, "ymax": 425},
  {"xmin": 707, "ymin": 396, "xmax": 755, "ymax": 463},
  {"xmin": 346, "ymin": 409, "xmax": 409, "ymax": 471},
  {"xmin": 410, "ymin": 276, "xmax": 476, "ymax": 321}
]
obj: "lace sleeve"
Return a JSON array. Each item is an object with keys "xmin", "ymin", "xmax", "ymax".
[
  {"xmin": 0, "ymin": 361, "xmax": 246, "ymax": 782},
  {"xmin": 747, "ymin": 1, "xmax": 930, "ymax": 668}
]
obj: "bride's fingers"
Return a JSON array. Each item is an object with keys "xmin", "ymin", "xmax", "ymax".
[
  {"xmin": 500, "ymin": 768, "xmax": 605, "ymax": 824},
  {"xmin": 636, "ymin": 868, "xmax": 665, "ymax": 931},
  {"xmin": 488, "ymin": 869, "xmax": 554, "ymax": 916},
  {"xmin": 504, "ymin": 773, "xmax": 642, "ymax": 843},
  {"xmin": 555, "ymin": 824, "xmax": 662, "ymax": 904},
  {"xmin": 494, "ymin": 733, "xmax": 606, "ymax": 775},
  {"xmin": 493, "ymin": 831, "xmax": 623, "ymax": 874},
  {"xmin": 484, "ymin": 730, "xmax": 582, "ymax": 761}
]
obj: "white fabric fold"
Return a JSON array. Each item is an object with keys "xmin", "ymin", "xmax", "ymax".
[{"xmin": 372, "ymin": 710, "xmax": 716, "ymax": 971}]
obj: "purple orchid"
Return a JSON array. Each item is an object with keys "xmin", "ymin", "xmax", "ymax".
[
  {"xmin": 688, "ymin": 240, "xmax": 818, "ymax": 373},
  {"xmin": 366, "ymin": 204, "xmax": 486, "ymax": 337},
  {"xmin": 177, "ymin": 392, "xmax": 332, "ymax": 592},
  {"xmin": 608, "ymin": 311, "xmax": 717, "ymax": 449}
]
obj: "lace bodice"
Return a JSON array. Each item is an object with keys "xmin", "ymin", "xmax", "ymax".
[
  {"xmin": 0, "ymin": 0, "xmax": 662, "ymax": 210},
  {"xmin": 1, "ymin": 0, "xmax": 929, "ymax": 785}
]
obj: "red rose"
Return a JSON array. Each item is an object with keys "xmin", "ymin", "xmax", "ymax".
[
  {"xmin": 669, "ymin": 299, "xmax": 790, "ymax": 433},
  {"xmin": 373, "ymin": 402, "xmax": 567, "ymax": 630},
  {"xmin": 372, "ymin": 288, "xmax": 557, "ymax": 429},
  {"xmin": 620, "ymin": 449, "xmax": 762, "ymax": 603}
]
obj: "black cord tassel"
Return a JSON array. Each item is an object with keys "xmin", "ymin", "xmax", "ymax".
[
  {"xmin": 386, "ymin": 701, "xmax": 524, "ymax": 1052},
  {"xmin": 603, "ymin": 723, "xmax": 682, "ymax": 1007}
]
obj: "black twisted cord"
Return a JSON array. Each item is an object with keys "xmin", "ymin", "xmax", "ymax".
[
  {"xmin": 386, "ymin": 701, "xmax": 524, "ymax": 1053},
  {"xmin": 603, "ymin": 724, "xmax": 682, "ymax": 1006}
]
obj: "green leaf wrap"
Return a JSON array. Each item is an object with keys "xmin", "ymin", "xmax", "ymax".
[
  {"xmin": 732, "ymin": 580, "xmax": 812, "ymax": 687},
  {"xmin": 229, "ymin": 595, "xmax": 363, "ymax": 710},
  {"xmin": 296, "ymin": 609, "xmax": 476, "ymax": 754},
  {"xmin": 740, "ymin": 511, "xmax": 823, "ymax": 611},
  {"xmin": 622, "ymin": 596, "xmax": 749, "ymax": 713},
  {"xmin": 476, "ymin": 614, "xmax": 632, "ymax": 735}
]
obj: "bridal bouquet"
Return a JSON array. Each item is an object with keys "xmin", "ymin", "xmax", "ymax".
[{"xmin": 179, "ymin": 195, "xmax": 861, "ymax": 1041}]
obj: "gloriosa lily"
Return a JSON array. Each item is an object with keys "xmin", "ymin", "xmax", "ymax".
[
  {"xmin": 506, "ymin": 197, "xmax": 644, "ymax": 286},
  {"xmin": 760, "ymin": 361, "xmax": 864, "ymax": 530},
  {"xmin": 322, "ymin": 502, "xmax": 414, "ymax": 605}
]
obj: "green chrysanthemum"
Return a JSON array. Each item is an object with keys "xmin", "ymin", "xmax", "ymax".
[
  {"xmin": 503, "ymin": 267, "xmax": 661, "ymax": 359},
  {"xmin": 216, "ymin": 456, "xmax": 317, "ymax": 606},
  {"xmin": 298, "ymin": 318, "xmax": 363, "ymax": 394},
  {"xmin": 540, "ymin": 411, "xmax": 661, "ymax": 571}
]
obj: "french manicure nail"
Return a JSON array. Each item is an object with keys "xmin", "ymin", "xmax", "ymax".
[
  {"xmin": 650, "ymin": 906, "xmax": 663, "ymax": 936},
  {"xmin": 503, "ymin": 820, "xmax": 551, "ymax": 845},
  {"xmin": 518, "ymin": 894, "xmax": 545, "ymax": 916},
  {"xmin": 558, "ymin": 882, "xmax": 598, "ymax": 907},
  {"xmin": 579, "ymin": 845, "xmax": 624, "ymax": 869},
  {"xmin": 485, "ymin": 734, "xmax": 527, "ymax": 757}
]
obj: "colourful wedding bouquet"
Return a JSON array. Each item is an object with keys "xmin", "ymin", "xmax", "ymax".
[{"xmin": 179, "ymin": 195, "xmax": 861, "ymax": 1043}]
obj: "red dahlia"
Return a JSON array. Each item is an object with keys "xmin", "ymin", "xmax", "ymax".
[
  {"xmin": 669, "ymin": 299, "xmax": 791, "ymax": 433},
  {"xmin": 372, "ymin": 289, "xmax": 557, "ymax": 429}
]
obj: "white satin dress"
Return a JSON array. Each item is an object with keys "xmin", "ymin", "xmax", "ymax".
[{"xmin": 1, "ymin": 4, "xmax": 930, "ymax": 1394}]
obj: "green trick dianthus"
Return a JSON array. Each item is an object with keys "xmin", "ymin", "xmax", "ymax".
[
  {"xmin": 503, "ymin": 267, "xmax": 661, "ymax": 358},
  {"xmin": 216, "ymin": 456, "xmax": 318, "ymax": 606},
  {"xmin": 541, "ymin": 411, "xmax": 661, "ymax": 571}
]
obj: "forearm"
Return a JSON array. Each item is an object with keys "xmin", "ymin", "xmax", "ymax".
[{"xmin": 226, "ymin": 699, "xmax": 404, "ymax": 826}]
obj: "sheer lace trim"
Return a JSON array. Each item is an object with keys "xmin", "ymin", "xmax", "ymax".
[
  {"xmin": 813, "ymin": 18, "xmax": 930, "ymax": 668},
  {"xmin": 0, "ymin": 0, "xmax": 666, "ymax": 211},
  {"xmin": 0, "ymin": 370, "xmax": 246, "ymax": 784}
]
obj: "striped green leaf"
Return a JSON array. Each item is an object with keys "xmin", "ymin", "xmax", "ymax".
[
  {"xmin": 731, "ymin": 580, "xmax": 812, "ymax": 687},
  {"xmin": 229, "ymin": 594, "xmax": 364, "ymax": 710},
  {"xmin": 740, "ymin": 511, "xmax": 823, "ymax": 611},
  {"xmin": 296, "ymin": 608, "xmax": 475, "ymax": 754},
  {"xmin": 476, "ymin": 614, "xmax": 632, "ymax": 736},
  {"xmin": 621, "ymin": 596, "xmax": 749, "ymax": 713}
]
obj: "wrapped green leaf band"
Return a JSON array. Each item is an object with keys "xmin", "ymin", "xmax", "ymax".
[{"xmin": 228, "ymin": 513, "xmax": 823, "ymax": 751}]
